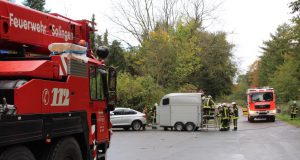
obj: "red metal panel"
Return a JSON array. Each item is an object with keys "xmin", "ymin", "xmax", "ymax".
[
  {"xmin": 0, "ymin": 60, "xmax": 59, "ymax": 79},
  {"xmin": 0, "ymin": 0, "xmax": 91, "ymax": 54}
]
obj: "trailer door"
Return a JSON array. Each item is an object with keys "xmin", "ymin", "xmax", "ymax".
[{"xmin": 159, "ymin": 98, "xmax": 171, "ymax": 126}]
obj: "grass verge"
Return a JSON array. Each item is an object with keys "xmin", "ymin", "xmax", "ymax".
[{"xmin": 277, "ymin": 114, "xmax": 300, "ymax": 127}]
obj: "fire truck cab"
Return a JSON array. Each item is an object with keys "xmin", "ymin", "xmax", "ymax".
[
  {"xmin": 247, "ymin": 88, "xmax": 276, "ymax": 122},
  {"xmin": 0, "ymin": 1, "xmax": 116, "ymax": 160}
]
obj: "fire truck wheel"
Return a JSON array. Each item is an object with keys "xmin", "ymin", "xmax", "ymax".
[
  {"xmin": 270, "ymin": 116, "xmax": 275, "ymax": 122},
  {"xmin": 43, "ymin": 137, "xmax": 82, "ymax": 160},
  {"xmin": 132, "ymin": 121, "xmax": 142, "ymax": 131},
  {"xmin": 185, "ymin": 122, "xmax": 196, "ymax": 132},
  {"xmin": 174, "ymin": 122, "xmax": 184, "ymax": 131},
  {"xmin": 248, "ymin": 116, "xmax": 254, "ymax": 122},
  {"xmin": 0, "ymin": 145, "xmax": 36, "ymax": 160}
]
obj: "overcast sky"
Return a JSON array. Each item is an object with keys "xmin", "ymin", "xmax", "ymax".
[{"xmin": 15, "ymin": 0, "xmax": 294, "ymax": 73}]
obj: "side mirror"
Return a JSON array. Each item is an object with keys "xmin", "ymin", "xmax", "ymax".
[
  {"xmin": 110, "ymin": 112, "xmax": 114, "ymax": 116},
  {"xmin": 96, "ymin": 46, "xmax": 109, "ymax": 59}
]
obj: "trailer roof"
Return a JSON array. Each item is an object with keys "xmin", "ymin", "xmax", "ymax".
[{"xmin": 163, "ymin": 93, "xmax": 202, "ymax": 97}]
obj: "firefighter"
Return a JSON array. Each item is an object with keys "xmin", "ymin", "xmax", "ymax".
[
  {"xmin": 216, "ymin": 103, "xmax": 222, "ymax": 128},
  {"xmin": 290, "ymin": 101, "xmax": 298, "ymax": 120},
  {"xmin": 220, "ymin": 103, "xmax": 230, "ymax": 131},
  {"xmin": 231, "ymin": 102, "xmax": 238, "ymax": 131},
  {"xmin": 203, "ymin": 95, "xmax": 215, "ymax": 116}
]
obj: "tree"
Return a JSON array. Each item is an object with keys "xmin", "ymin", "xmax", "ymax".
[
  {"xmin": 103, "ymin": 30, "xmax": 109, "ymax": 46},
  {"xmin": 258, "ymin": 24, "xmax": 293, "ymax": 86},
  {"xmin": 247, "ymin": 60, "xmax": 260, "ymax": 87},
  {"xmin": 23, "ymin": 0, "xmax": 50, "ymax": 13},
  {"xmin": 117, "ymin": 72, "xmax": 164, "ymax": 111},
  {"xmin": 107, "ymin": 40, "xmax": 126, "ymax": 72},
  {"xmin": 90, "ymin": 14, "xmax": 96, "ymax": 52},
  {"xmin": 138, "ymin": 28, "xmax": 177, "ymax": 87},
  {"xmin": 270, "ymin": 55, "xmax": 300, "ymax": 102},
  {"xmin": 191, "ymin": 31, "xmax": 236, "ymax": 97},
  {"xmin": 110, "ymin": 0, "xmax": 219, "ymax": 44}
]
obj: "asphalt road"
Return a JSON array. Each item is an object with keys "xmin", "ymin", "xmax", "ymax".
[{"xmin": 107, "ymin": 114, "xmax": 300, "ymax": 160}]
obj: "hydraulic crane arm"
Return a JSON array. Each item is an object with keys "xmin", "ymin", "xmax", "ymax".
[{"xmin": 0, "ymin": 0, "xmax": 92, "ymax": 55}]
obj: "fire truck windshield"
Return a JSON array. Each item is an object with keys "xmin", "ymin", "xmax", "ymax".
[{"xmin": 250, "ymin": 92, "xmax": 273, "ymax": 102}]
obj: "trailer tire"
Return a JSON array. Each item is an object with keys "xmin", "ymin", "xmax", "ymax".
[
  {"xmin": 185, "ymin": 122, "xmax": 195, "ymax": 132},
  {"xmin": 43, "ymin": 137, "xmax": 82, "ymax": 160},
  {"xmin": 174, "ymin": 122, "xmax": 184, "ymax": 131},
  {"xmin": 0, "ymin": 145, "xmax": 36, "ymax": 160}
]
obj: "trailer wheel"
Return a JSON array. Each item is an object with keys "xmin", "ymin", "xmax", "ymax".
[
  {"xmin": 43, "ymin": 137, "xmax": 82, "ymax": 160},
  {"xmin": 185, "ymin": 122, "xmax": 196, "ymax": 132},
  {"xmin": 0, "ymin": 145, "xmax": 36, "ymax": 160},
  {"xmin": 174, "ymin": 122, "xmax": 184, "ymax": 131}
]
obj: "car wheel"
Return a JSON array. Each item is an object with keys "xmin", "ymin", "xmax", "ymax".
[
  {"xmin": 185, "ymin": 122, "xmax": 196, "ymax": 132},
  {"xmin": 174, "ymin": 122, "xmax": 184, "ymax": 131},
  {"xmin": 132, "ymin": 121, "xmax": 142, "ymax": 131}
]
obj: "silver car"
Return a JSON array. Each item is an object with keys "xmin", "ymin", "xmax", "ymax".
[{"xmin": 110, "ymin": 108, "xmax": 147, "ymax": 131}]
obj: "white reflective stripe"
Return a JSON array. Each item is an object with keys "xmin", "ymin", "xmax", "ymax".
[
  {"xmin": 91, "ymin": 125, "xmax": 96, "ymax": 134},
  {"xmin": 93, "ymin": 139, "xmax": 97, "ymax": 160},
  {"xmin": 60, "ymin": 56, "xmax": 68, "ymax": 74},
  {"xmin": 59, "ymin": 66, "xmax": 63, "ymax": 76}
]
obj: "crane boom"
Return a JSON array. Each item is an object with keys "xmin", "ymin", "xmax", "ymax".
[{"xmin": 0, "ymin": 0, "xmax": 92, "ymax": 55}]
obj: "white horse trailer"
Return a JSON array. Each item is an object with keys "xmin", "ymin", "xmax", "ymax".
[{"xmin": 156, "ymin": 93, "xmax": 202, "ymax": 131}]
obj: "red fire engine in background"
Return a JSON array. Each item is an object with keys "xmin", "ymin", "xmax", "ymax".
[
  {"xmin": 0, "ymin": 1, "xmax": 116, "ymax": 160},
  {"xmin": 247, "ymin": 88, "xmax": 276, "ymax": 122}
]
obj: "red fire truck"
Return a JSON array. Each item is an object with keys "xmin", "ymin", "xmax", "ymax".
[
  {"xmin": 247, "ymin": 88, "xmax": 276, "ymax": 122},
  {"xmin": 0, "ymin": 1, "xmax": 116, "ymax": 160}
]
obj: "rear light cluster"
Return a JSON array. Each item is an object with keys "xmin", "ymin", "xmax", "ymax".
[{"xmin": 142, "ymin": 114, "xmax": 147, "ymax": 119}]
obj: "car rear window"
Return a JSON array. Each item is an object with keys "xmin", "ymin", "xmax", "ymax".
[
  {"xmin": 113, "ymin": 110, "xmax": 124, "ymax": 115},
  {"xmin": 124, "ymin": 110, "xmax": 137, "ymax": 115}
]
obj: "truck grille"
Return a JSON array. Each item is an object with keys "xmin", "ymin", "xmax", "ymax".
[
  {"xmin": 68, "ymin": 59, "xmax": 87, "ymax": 77},
  {"xmin": 255, "ymin": 105, "xmax": 270, "ymax": 109}
]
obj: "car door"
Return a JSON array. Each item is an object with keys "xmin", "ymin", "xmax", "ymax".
[
  {"xmin": 110, "ymin": 109, "xmax": 124, "ymax": 126},
  {"xmin": 123, "ymin": 109, "xmax": 137, "ymax": 125}
]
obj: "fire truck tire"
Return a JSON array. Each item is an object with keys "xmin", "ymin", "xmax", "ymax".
[
  {"xmin": 185, "ymin": 122, "xmax": 196, "ymax": 132},
  {"xmin": 43, "ymin": 137, "xmax": 82, "ymax": 160},
  {"xmin": 248, "ymin": 116, "xmax": 254, "ymax": 122},
  {"xmin": 0, "ymin": 145, "xmax": 36, "ymax": 160},
  {"xmin": 270, "ymin": 116, "xmax": 275, "ymax": 122},
  {"xmin": 174, "ymin": 122, "xmax": 184, "ymax": 131},
  {"xmin": 132, "ymin": 121, "xmax": 142, "ymax": 131}
]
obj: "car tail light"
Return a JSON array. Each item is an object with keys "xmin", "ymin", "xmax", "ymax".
[{"xmin": 143, "ymin": 114, "xmax": 147, "ymax": 119}]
